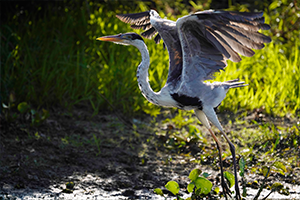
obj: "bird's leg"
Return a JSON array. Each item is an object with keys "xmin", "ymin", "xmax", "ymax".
[
  {"xmin": 202, "ymin": 107, "xmax": 241, "ymax": 200},
  {"xmin": 208, "ymin": 128, "xmax": 231, "ymax": 200},
  {"xmin": 221, "ymin": 132, "xmax": 241, "ymax": 200},
  {"xmin": 194, "ymin": 110, "xmax": 231, "ymax": 199}
]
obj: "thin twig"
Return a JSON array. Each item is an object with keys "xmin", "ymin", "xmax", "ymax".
[{"xmin": 253, "ymin": 167, "xmax": 270, "ymax": 200}]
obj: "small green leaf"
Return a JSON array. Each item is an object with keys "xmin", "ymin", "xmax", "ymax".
[
  {"xmin": 187, "ymin": 182, "xmax": 195, "ymax": 193},
  {"xmin": 213, "ymin": 187, "xmax": 220, "ymax": 194},
  {"xmin": 239, "ymin": 157, "xmax": 246, "ymax": 177},
  {"xmin": 272, "ymin": 161, "xmax": 287, "ymax": 174},
  {"xmin": 202, "ymin": 172, "xmax": 210, "ymax": 178},
  {"xmin": 154, "ymin": 188, "xmax": 164, "ymax": 196},
  {"xmin": 224, "ymin": 171, "xmax": 235, "ymax": 188},
  {"xmin": 271, "ymin": 182, "xmax": 283, "ymax": 191},
  {"xmin": 194, "ymin": 177, "xmax": 213, "ymax": 195},
  {"xmin": 17, "ymin": 102, "xmax": 29, "ymax": 114},
  {"xmin": 165, "ymin": 181, "xmax": 180, "ymax": 195},
  {"xmin": 262, "ymin": 166, "xmax": 270, "ymax": 177},
  {"xmin": 189, "ymin": 169, "xmax": 201, "ymax": 181}
]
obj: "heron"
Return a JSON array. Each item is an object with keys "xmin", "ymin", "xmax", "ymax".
[{"xmin": 97, "ymin": 9, "xmax": 271, "ymax": 199}]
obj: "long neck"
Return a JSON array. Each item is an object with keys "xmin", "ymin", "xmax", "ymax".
[
  {"xmin": 135, "ymin": 42, "xmax": 161, "ymax": 106},
  {"xmin": 133, "ymin": 41, "xmax": 177, "ymax": 108}
]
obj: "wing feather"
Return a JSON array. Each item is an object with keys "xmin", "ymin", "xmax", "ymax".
[
  {"xmin": 177, "ymin": 10, "xmax": 271, "ymax": 82},
  {"xmin": 141, "ymin": 27, "xmax": 157, "ymax": 39},
  {"xmin": 116, "ymin": 10, "xmax": 271, "ymax": 89},
  {"xmin": 116, "ymin": 10, "xmax": 182, "ymax": 85}
]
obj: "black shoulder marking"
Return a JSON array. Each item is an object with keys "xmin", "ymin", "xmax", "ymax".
[{"xmin": 171, "ymin": 93, "xmax": 203, "ymax": 110}]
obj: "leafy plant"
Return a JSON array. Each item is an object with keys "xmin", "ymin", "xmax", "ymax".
[
  {"xmin": 2, "ymin": 99, "xmax": 49, "ymax": 126},
  {"xmin": 154, "ymin": 168, "xmax": 214, "ymax": 199},
  {"xmin": 1, "ymin": 0, "xmax": 299, "ymax": 117}
]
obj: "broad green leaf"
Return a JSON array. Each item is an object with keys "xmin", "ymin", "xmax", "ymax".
[
  {"xmin": 187, "ymin": 182, "xmax": 195, "ymax": 193},
  {"xmin": 272, "ymin": 161, "xmax": 287, "ymax": 174},
  {"xmin": 262, "ymin": 166, "xmax": 270, "ymax": 177},
  {"xmin": 17, "ymin": 102, "xmax": 29, "ymax": 114},
  {"xmin": 271, "ymin": 182, "xmax": 283, "ymax": 191},
  {"xmin": 154, "ymin": 188, "xmax": 164, "ymax": 196},
  {"xmin": 189, "ymin": 169, "xmax": 201, "ymax": 181},
  {"xmin": 224, "ymin": 171, "xmax": 235, "ymax": 188},
  {"xmin": 165, "ymin": 181, "xmax": 179, "ymax": 195},
  {"xmin": 194, "ymin": 177, "xmax": 213, "ymax": 195},
  {"xmin": 239, "ymin": 157, "xmax": 246, "ymax": 177}
]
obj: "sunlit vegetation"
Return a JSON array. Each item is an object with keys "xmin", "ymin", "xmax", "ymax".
[
  {"xmin": 1, "ymin": 0, "xmax": 299, "ymax": 199},
  {"xmin": 1, "ymin": 0, "xmax": 299, "ymax": 117}
]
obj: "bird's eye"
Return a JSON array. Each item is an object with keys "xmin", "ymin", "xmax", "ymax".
[{"xmin": 124, "ymin": 35, "xmax": 132, "ymax": 39}]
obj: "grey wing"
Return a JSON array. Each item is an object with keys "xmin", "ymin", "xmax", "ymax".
[
  {"xmin": 116, "ymin": 10, "xmax": 183, "ymax": 86},
  {"xmin": 176, "ymin": 10, "xmax": 272, "ymax": 82},
  {"xmin": 116, "ymin": 11, "xmax": 163, "ymax": 43}
]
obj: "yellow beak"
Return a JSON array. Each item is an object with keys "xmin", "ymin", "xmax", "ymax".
[{"xmin": 96, "ymin": 35, "xmax": 122, "ymax": 42}]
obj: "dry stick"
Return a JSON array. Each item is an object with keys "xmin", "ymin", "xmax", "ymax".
[{"xmin": 253, "ymin": 167, "xmax": 270, "ymax": 200}]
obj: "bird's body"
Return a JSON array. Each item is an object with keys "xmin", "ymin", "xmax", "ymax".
[{"xmin": 98, "ymin": 9, "xmax": 271, "ymax": 199}]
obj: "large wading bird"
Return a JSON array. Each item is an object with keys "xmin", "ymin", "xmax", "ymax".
[{"xmin": 97, "ymin": 9, "xmax": 271, "ymax": 199}]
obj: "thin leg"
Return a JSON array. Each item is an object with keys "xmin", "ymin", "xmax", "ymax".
[
  {"xmin": 202, "ymin": 107, "xmax": 241, "ymax": 200},
  {"xmin": 194, "ymin": 110, "xmax": 231, "ymax": 199},
  {"xmin": 222, "ymin": 132, "xmax": 241, "ymax": 200},
  {"xmin": 208, "ymin": 129, "xmax": 231, "ymax": 200}
]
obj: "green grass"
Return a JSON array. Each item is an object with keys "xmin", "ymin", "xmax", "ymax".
[
  {"xmin": 1, "ymin": 1, "xmax": 299, "ymax": 117},
  {"xmin": 216, "ymin": 40, "xmax": 300, "ymax": 116}
]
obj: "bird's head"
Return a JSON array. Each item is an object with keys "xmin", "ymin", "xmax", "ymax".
[{"xmin": 97, "ymin": 32, "xmax": 144, "ymax": 46}]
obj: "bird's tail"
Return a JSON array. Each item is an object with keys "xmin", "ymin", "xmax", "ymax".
[{"xmin": 224, "ymin": 78, "xmax": 249, "ymax": 89}]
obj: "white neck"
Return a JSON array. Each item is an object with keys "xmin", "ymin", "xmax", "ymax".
[{"xmin": 132, "ymin": 40, "xmax": 176, "ymax": 107}]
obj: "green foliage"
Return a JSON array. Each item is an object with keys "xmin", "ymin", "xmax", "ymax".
[
  {"xmin": 153, "ymin": 188, "xmax": 164, "ymax": 196},
  {"xmin": 188, "ymin": 168, "xmax": 202, "ymax": 181},
  {"xmin": 194, "ymin": 177, "xmax": 213, "ymax": 195},
  {"xmin": 165, "ymin": 180, "xmax": 180, "ymax": 195},
  {"xmin": 187, "ymin": 168, "xmax": 213, "ymax": 196},
  {"xmin": 17, "ymin": 102, "xmax": 30, "ymax": 114},
  {"xmin": 216, "ymin": 40, "xmax": 300, "ymax": 116},
  {"xmin": 1, "ymin": 0, "xmax": 299, "ymax": 117},
  {"xmin": 93, "ymin": 133, "xmax": 102, "ymax": 156},
  {"xmin": 224, "ymin": 171, "xmax": 235, "ymax": 188},
  {"xmin": 239, "ymin": 157, "xmax": 246, "ymax": 177},
  {"xmin": 2, "ymin": 100, "xmax": 49, "ymax": 126},
  {"xmin": 155, "ymin": 168, "xmax": 214, "ymax": 199}
]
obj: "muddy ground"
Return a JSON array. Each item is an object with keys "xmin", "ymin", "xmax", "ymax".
[{"xmin": 0, "ymin": 108, "xmax": 299, "ymax": 199}]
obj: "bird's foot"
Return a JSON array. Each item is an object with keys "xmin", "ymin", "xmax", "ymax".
[
  {"xmin": 221, "ymin": 180, "xmax": 232, "ymax": 200},
  {"xmin": 234, "ymin": 184, "xmax": 242, "ymax": 200}
]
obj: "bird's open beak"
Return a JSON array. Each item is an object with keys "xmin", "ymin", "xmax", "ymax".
[{"xmin": 96, "ymin": 35, "xmax": 122, "ymax": 42}]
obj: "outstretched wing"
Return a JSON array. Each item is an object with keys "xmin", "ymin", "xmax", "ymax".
[
  {"xmin": 116, "ymin": 11, "xmax": 163, "ymax": 44},
  {"xmin": 116, "ymin": 10, "xmax": 183, "ymax": 86},
  {"xmin": 176, "ymin": 10, "xmax": 271, "ymax": 82}
]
